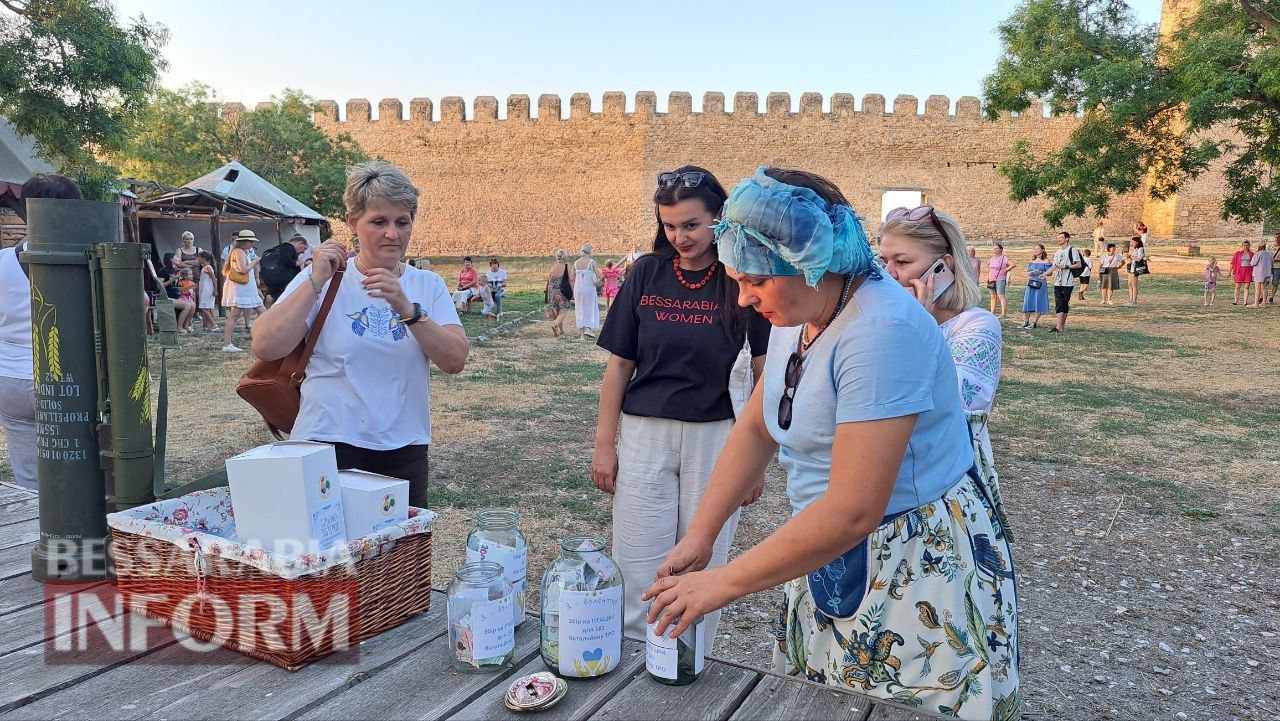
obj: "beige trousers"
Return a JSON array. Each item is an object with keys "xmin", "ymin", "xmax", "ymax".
[{"xmin": 611, "ymin": 413, "xmax": 739, "ymax": 649}]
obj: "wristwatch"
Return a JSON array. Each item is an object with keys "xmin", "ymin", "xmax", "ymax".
[{"xmin": 404, "ymin": 302, "xmax": 427, "ymax": 326}]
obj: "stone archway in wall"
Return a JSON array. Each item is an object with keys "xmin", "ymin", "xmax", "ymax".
[{"xmin": 880, "ymin": 190, "xmax": 925, "ymax": 221}]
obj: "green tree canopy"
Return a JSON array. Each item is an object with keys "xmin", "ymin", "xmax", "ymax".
[
  {"xmin": 113, "ymin": 84, "xmax": 368, "ymax": 219},
  {"xmin": 0, "ymin": 0, "xmax": 167, "ymax": 200},
  {"xmin": 982, "ymin": 0, "xmax": 1280, "ymax": 229}
]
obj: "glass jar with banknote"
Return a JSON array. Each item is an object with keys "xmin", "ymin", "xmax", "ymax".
[
  {"xmin": 466, "ymin": 508, "xmax": 528, "ymax": 625},
  {"xmin": 447, "ymin": 561, "xmax": 515, "ymax": 672},
  {"xmin": 539, "ymin": 535, "xmax": 624, "ymax": 677}
]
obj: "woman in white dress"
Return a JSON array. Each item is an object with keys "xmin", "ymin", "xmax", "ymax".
[
  {"xmin": 221, "ymin": 230, "xmax": 265, "ymax": 352},
  {"xmin": 574, "ymin": 244, "xmax": 602, "ymax": 339}
]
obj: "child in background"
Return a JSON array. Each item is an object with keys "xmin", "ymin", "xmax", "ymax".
[
  {"xmin": 601, "ymin": 259, "xmax": 623, "ymax": 311},
  {"xmin": 177, "ymin": 268, "xmax": 197, "ymax": 331},
  {"xmin": 196, "ymin": 251, "xmax": 218, "ymax": 331},
  {"xmin": 1204, "ymin": 256, "xmax": 1220, "ymax": 306},
  {"xmin": 1077, "ymin": 248, "xmax": 1093, "ymax": 301}
]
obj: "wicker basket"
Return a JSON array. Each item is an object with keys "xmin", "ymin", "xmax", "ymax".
[{"xmin": 110, "ymin": 528, "xmax": 432, "ymax": 670}]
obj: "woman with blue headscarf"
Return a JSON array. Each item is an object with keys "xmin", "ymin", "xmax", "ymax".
[{"xmin": 642, "ymin": 168, "xmax": 1019, "ymax": 719}]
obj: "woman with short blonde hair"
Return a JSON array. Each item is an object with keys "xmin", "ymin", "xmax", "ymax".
[{"xmin": 252, "ymin": 161, "xmax": 469, "ymax": 507}]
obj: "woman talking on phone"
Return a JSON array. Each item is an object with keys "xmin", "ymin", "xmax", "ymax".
[
  {"xmin": 877, "ymin": 206, "xmax": 1003, "ymax": 446},
  {"xmin": 641, "ymin": 169, "xmax": 1017, "ymax": 719}
]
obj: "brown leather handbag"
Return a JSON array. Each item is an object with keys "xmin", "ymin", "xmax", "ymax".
[{"xmin": 236, "ymin": 270, "xmax": 343, "ymax": 438}]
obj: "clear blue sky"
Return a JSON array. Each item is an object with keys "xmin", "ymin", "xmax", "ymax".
[{"xmin": 112, "ymin": 0, "xmax": 1163, "ymax": 118}]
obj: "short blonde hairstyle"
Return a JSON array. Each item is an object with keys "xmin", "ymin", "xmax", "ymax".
[
  {"xmin": 880, "ymin": 208, "xmax": 981, "ymax": 313},
  {"xmin": 344, "ymin": 160, "xmax": 419, "ymax": 220},
  {"xmin": 180, "ymin": 231, "xmax": 195, "ymax": 241},
  {"xmin": 556, "ymin": 249, "xmax": 568, "ymax": 262},
  {"xmin": 580, "ymin": 244, "xmax": 592, "ymax": 256}
]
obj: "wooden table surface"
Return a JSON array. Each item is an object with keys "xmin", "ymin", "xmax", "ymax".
[{"xmin": 0, "ymin": 484, "xmax": 943, "ymax": 720}]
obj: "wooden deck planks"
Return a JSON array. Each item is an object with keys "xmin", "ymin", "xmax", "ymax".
[
  {"xmin": 589, "ymin": 661, "xmax": 760, "ymax": 721},
  {"xmin": 0, "ymin": 499, "xmax": 38, "ymax": 528},
  {"xmin": 1, "ymin": 601, "xmax": 449, "ymax": 720},
  {"xmin": 729, "ymin": 674, "xmax": 873, "ymax": 721},
  {"xmin": 296, "ymin": 614, "xmax": 543, "ymax": 720},
  {"xmin": 446, "ymin": 639, "xmax": 648, "ymax": 721}
]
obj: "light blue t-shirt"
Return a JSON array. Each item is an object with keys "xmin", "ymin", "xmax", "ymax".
[{"xmin": 762, "ymin": 278, "xmax": 973, "ymax": 517}]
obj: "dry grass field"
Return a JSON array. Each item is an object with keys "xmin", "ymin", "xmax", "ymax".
[{"xmin": 1, "ymin": 244, "xmax": 1276, "ymax": 720}]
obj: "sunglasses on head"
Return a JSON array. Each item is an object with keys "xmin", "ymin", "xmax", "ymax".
[
  {"xmin": 657, "ymin": 171, "xmax": 706, "ymax": 189},
  {"xmin": 887, "ymin": 205, "xmax": 952, "ymax": 245}
]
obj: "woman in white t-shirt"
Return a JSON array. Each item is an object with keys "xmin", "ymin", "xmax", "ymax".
[
  {"xmin": 483, "ymin": 257, "xmax": 508, "ymax": 318},
  {"xmin": 252, "ymin": 161, "xmax": 469, "ymax": 507}
]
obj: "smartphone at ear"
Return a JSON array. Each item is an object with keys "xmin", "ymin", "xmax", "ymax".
[{"xmin": 927, "ymin": 257, "xmax": 955, "ymax": 301}]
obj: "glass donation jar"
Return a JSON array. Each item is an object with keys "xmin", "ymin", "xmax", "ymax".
[
  {"xmin": 446, "ymin": 561, "xmax": 515, "ymax": 672},
  {"xmin": 466, "ymin": 508, "xmax": 529, "ymax": 626},
  {"xmin": 646, "ymin": 617, "xmax": 705, "ymax": 685},
  {"xmin": 539, "ymin": 535, "xmax": 624, "ymax": 678}
]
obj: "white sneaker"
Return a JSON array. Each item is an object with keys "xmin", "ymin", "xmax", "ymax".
[{"xmin": 221, "ymin": 344, "xmax": 243, "ymax": 353}]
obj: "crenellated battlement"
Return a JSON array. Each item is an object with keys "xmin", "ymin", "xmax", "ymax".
[
  {"xmin": 288, "ymin": 80, "xmax": 1247, "ymax": 253},
  {"xmin": 303, "ymin": 91, "xmax": 1065, "ymax": 123}
]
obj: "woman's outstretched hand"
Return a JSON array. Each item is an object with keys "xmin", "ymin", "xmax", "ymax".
[{"xmin": 642, "ymin": 566, "xmax": 735, "ymax": 639}]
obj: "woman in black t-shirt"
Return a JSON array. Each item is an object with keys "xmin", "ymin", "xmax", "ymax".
[{"xmin": 594, "ymin": 165, "xmax": 771, "ymax": 644}]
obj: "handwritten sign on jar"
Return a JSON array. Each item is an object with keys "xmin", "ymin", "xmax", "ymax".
[{"xmin": 557, "ymin": 586, "xmax": 622, "ymax": 677}]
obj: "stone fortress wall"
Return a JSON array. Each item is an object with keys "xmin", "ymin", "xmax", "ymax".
[{"xmin": 277, "ymin": 90, "xmax": 1254, "ymax": 257}]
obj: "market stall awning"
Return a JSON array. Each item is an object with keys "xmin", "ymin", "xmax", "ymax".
[
  {"xmin": 136, "ymin": 161, "xmax": 325, "ymax": 223},
  {"xmin": 0, "ymin": 118, "xmax": 56, "ymax": 199}
]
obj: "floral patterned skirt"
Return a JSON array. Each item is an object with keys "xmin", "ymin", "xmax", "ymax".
[{"xmin": 772, "ymin": 473, "xmax": 1020, "ymax": 720}]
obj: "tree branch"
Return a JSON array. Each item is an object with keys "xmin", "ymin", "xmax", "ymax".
[
  {"xmin": 0, "ymin": 0, "xmax": 29, "ymax": 15},
  {"xmin": 1239, "ymin": 0, "xmax": 1280, "ymax": 38}
]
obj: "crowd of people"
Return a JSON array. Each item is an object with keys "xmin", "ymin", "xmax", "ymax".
[{"xmin": 1220, "ymin": 236, "xmax": 1280, "ymax": 307}]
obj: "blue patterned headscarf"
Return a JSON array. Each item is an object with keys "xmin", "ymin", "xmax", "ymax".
[{"xmin": 713, "ymin": 167, "xmax": 880, "ymax": 287}]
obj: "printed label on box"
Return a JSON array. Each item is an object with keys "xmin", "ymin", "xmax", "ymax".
[
  {"xmin": 557, "ymin": 586, "xmax": 622, "ymax": 677},
  {"xmin": 472, "ymin": 594, "xmax": 515, "ymax": 659},
  {"xmin": 310, "ymin": 504, "xmax": 345, "ymax": 549},
  {"xmin": 466, "ymin": 542, "xmax": 528, "ymax": 616},
  {"xmin": 646, "ymin": 621, "xmax": 678, "ymax": 679}
]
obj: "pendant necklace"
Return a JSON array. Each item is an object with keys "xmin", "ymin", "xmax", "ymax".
[{"xmin": 800, "ymin": 275, "xmax": 854, "ymax": 351}]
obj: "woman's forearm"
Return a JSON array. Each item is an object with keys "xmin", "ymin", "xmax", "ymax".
[
  {"xmin": 595, "ymin": 356, "xmax": 634, "ymax": 448},
  {"xmin": 410, "ymin": 320, "xmax": 469, "ymax": 374},
  {"xmin": 250, "ymin": 283, "xmax": 320, "ymax": 360},
  {"xmin": 715, "ymin": 414, "xmax": 914, "ymax": 599}
]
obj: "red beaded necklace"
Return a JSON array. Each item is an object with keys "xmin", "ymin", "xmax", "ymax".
[{"xmin": 673, "ymin": 256, "xmax": 717, "ymax": 290}]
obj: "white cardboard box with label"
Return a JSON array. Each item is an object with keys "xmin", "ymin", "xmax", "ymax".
[
  {"xmin": 338, "ymin": 469, "xmax": 410, "ymax": 539},
  {"xmin": 225, "ymin": 441, "xmax": 347, "ymax": 554}
]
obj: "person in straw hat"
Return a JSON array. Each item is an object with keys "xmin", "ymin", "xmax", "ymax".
[{"xmin": 221, "ymin": 229, "xmax": 265, "ymax": 352}]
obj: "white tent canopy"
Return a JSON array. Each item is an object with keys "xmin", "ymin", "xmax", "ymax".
[
  {"xmin": 0, "ymin": 119, "xmax": 55, "ymax": 198},
  {"xmin": 133, "ymin": 161, "xmax": 327, "ymax": 261},
  {"xmin": 183, "ymin": 161, "xmax": 324, "ymax": 222}
]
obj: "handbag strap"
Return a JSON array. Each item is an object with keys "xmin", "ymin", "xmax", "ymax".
[{"xmin": 287, "ymin": 268, "xmax": 344, "ymax": 385}]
